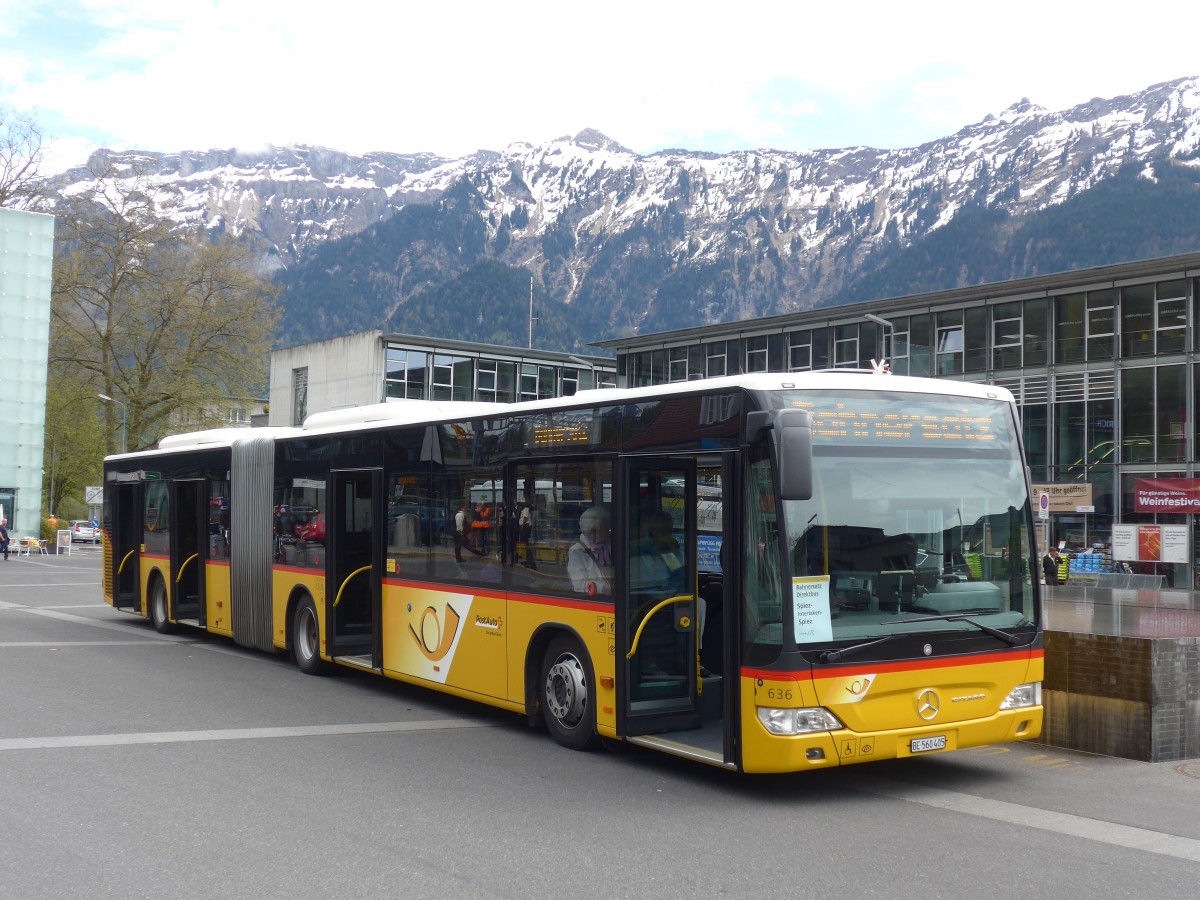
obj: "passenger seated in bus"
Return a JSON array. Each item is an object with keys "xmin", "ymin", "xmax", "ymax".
[
  {"xmin": 568, "ymin": 507, "xmax": 612, "ymax": 596},
  {"xmin": 634, "ymin": 510, "xmax": 685, "ymax": 593}
]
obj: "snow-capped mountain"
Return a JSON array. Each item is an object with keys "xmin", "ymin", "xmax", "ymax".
[{"xmin": 43, "ymin": 76, "xmax": 1200, "ymax": 347}]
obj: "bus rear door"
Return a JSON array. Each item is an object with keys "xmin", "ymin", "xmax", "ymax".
[
  {"xmin": 326, "ymin": 468, "xmax": 384, "ymax": 669},
  {"xmin": 109, "ymin": 480, "xmax": 143, "ymax": 611},
  {"xmin": 169, "ymin": 478, "xmax": 207, "ymax": 626}
]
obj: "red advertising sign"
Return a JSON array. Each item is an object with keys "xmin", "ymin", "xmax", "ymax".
[
  {"xmin": 1132, "ymin": 477, "xmax": 1200, "ymax": 513},
  {"xmin": 1138, "ymin": 525, "xmax": 1162, "ymax": 561}
]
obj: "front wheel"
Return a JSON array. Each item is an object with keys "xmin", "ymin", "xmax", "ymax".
[
  {"xmin": 292, "ymin": 595, "xmax": 327, "ymax": 675},
  {"xmin": 150, "ymin": 578, "xmax": 173, "ymax": 634},
  {"xmin": 540, "ymin": 635, "xmax": 600, "ymax": 750}
]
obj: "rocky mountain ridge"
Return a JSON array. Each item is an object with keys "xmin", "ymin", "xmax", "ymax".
[{"xmin": 44, "ymin": 76, "xmax": 1200, "ymax": 347}]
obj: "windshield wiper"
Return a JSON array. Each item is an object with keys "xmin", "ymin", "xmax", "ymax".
[
  {"xmin": 880, "ymin": 613, "xmax": 1027, "ymax": 646},
  {"xmin": 816, "ymin": 635, "xmax": 896, "ymax": 664}
]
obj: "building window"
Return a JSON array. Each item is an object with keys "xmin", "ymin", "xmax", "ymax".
[
  {"xmin": 992, "ymin": 302, "xmax": 1023, "ymax": 370},
  {"xmin": 666, "ymin": 347, "xmax": 688, "ymax": 382},
  {"xmin": 519, "ymin": 364, "xmax": 556, "ymax": 402},
  {"xmin": 706, "ymin": 342, "xmax": 728, "ymax": 378},
  {"xmin": 1120, "ymin": 367, "xmax": 1155, "ymax": 463},
  {"xmin": 228, "ymin": 407, "xmax": 247, "ymax": 424},
  {"xmin": 431, "ymin": 354, "xmax": 471, "ymax": 401},
  {"xmin": 936, "ymin": 312, "xmax": 963, "ymax": 375},
  {"xmin": 477, "ymin": 359, "xmax": 499, "ymax": 402},
  {"xmin": 1086, "ymin": 290, "xmax": 1115, "ymax": 360},
  {"xmin": 832, "ymin": 325, "xmax": 858, "ymax": 368},
  {"xmin": 291, "ymin": 367, "xmax": 308, "ymax": 426},
  {"xmin": 561, "ymin": 367, "xmax": 579, "ymax": 396},
  {"xmin": 1157, "ymin": 280, "xmax": 1187, "ymax": 355},
  {"xmin": 889, "ymin": 323, "xmax": 910, "ymax": 373},
  {"xmin": 1157, "ymin": 364, "xmax": 1187, "ymax": 462},
  {"xmin": 788, "ymin": 331, "xmax": 812, "ymax": 371},
  {"xmin": 386, "ymin": 347, "xmax": 427, "ymax": 400},
  {"xmin": 745, "ymin": 336, "xmax": 768, "ymax": 373},
  {"xmin": 1055, "ymin": 293, "xmax": 1085, "ymax": 364},
  {"xmin": 1121, "ymin": 284, "xmax": 1155, "ymax": 358},
  {"xmin": 1023, "ymin": 299, "xmax": 1049, "ymax": 366},
  {"xmin": 907, "ymin": 316, "xmax": 931, "ymax": 376}
]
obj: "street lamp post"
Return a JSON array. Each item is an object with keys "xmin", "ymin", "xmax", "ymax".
[
  {"xmin": 863, "ymin": 313, "xmax": 894, "ymax": 367},
  {"xmin": 97, "ymin": 393, "xmax": 127, "ymax": 454}
]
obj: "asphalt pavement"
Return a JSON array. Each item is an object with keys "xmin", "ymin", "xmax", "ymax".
[{"xmin": 2, "ymin": 550, "xmax": 1199, "ymax": 899}]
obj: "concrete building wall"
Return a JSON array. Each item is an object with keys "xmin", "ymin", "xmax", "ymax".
[
  {"xmin": 0, "ymin": 207, "xmax": 55, "ymax": 537},
  {"xmin": 269, "ymin": 330, "xmax": 383, "ymax": 426}
]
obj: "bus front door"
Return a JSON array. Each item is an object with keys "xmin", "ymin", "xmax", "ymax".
[
  {"xmin": 327, "ymin": 468, "xmax": 383, "ymax": 669},
  {"xmin": 618, "ymin": 458, "xmax": 702, "ymax": 739},
  {"xmin": 169, "ymin": 479, "xmax": 207, "ymax": 626},
  {"xmin": 110, "ymin": 481, "xmax": 143, "ymax": 611}
]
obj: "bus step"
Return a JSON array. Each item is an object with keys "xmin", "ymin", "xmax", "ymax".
[{"xmin": 334, "ymin": 654, "xmax": 378, "ymax": 672}]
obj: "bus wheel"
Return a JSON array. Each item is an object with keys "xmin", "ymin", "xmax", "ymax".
[
  {"xmin": 293, "ymin": 596, "xmax": 326, "ymax": 675},
  {"xmin": 540, "ymin": 636, "xmax": 600, "ymax": 750},
  {"xmin": 150, "ymin": 579, "xmax": 173, "ymax": 634}
]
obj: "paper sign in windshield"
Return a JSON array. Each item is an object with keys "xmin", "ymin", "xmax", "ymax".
[{"xmin": 792, "ymin": 576, "xmax": 833, "ymax": 643}]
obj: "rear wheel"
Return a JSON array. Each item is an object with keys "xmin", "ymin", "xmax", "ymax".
[
  {"xmin": 150, "ymin": 578, "xmax": 173, "ymax": 634},
  {"xmin": 540, "ymin": 635, "xmax": 600, "ymax": 750},
  {"xmin": 293, "ymin": 595, "xmax": 326, "ymax": 675}
]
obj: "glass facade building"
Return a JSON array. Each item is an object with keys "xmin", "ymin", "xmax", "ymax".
[
  {"xmin": 269, "ymin": 331, "xmax": 616, "ymax": 427},
  {"xmin": 598, "ymin": 252, "xmax": 1200, "ymax": 589},
  {"xmin": 0, "ymin": 208, "xmax": 55, "ymax": 538}
]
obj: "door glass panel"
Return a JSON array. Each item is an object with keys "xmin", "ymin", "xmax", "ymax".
[{"xmin": 626, "ymin": 464, "xmax": 695, "ymax": 714}]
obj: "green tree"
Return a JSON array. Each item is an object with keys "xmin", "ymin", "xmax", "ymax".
[
  {"xmin": 43, "ymin": 372, "xmax": 105, "ymax": 520},
  {"xmin": 49, "ymin": 160, "xmax": 280, "ymax": 454}
]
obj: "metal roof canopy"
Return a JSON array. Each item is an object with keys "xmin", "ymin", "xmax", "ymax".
[{"xmin": 593, "ymin": 251, "xmax": 1200, "ymax": 352}]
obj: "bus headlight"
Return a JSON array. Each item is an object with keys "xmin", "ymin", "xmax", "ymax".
[
  {"xmin": 757, "ymin": 707, "xmax": 844, "ymax": 735},
  {"xmin": 999, "ymin": 682, "xmax": 1042, "ymax": 710}
]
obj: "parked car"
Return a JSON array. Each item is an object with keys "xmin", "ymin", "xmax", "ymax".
[{"xmin": 70, "ymin": 520, "xmax": 100, "ymax": 543}]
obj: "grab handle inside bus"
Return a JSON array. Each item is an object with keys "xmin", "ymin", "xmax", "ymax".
[
  {"xmin": 117, "ymin": 548, "xmax": 137, "ymax": 575},
  {"xmin": 627, "ymin": 595, "xmax": 695, "ymax": 660},
  {"xmin": 175, "ymin": 552, "xmax": 199, "ymax": 584},
  {"xmin": 745, "ymin": 408, "xmax": 813, "ymax": 500},
  {"xmin": 334, "ymin": 565, "xmax": 372, "ymax": 607}
]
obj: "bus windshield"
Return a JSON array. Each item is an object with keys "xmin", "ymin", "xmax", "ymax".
[{"xmin": 747, "ymin": 388, "xmax": 1037, "ymax": 650}]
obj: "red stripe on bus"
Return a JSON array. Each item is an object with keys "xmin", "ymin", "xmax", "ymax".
[
  {"xmin": 509, "ymin": 592, "xmax": 615, "ymax": 613},
  {"xmin": 272, "ymin": 564, "xmax": 322, "ymax": 576},
  {"xmin": 743, "ymin": 648, "xmax": 1044, "ymax": 682},
  {"xmin": 374, "ymin": 578, "xmax": 612, "ymax": 613},
  {"xmin": 383, "ymin": 577, "xmax": 505, "ymax": 601}
]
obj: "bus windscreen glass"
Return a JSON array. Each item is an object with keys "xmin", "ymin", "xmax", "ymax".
[{"xmin": 771, "ymin": 390, "xmax": 1037, "ymax": 646}]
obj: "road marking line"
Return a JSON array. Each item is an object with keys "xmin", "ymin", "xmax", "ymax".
[
  {"xmin": 858, "ymin": 776, "xmax": 1200, "ymax": 863},
  {"xmin": 0, "ymin": 640, "xmax": 178, "ymax": 648},
  {"xmin": 0, "ymin": 719, "xmax": 494, "ymax": 751},
  {"xmin": 0, "ymin": 583, "xmax": 103, "ymax": 589}
]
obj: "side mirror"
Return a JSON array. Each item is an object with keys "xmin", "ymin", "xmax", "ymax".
[{"xmin": 745, "ymin": 409, "xmax": 813, "ymax": 501}]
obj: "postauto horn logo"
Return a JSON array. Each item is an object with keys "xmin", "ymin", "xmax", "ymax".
[{"xmin": 409, "ymin": 603, "xmax": 462, "ymax": 661}]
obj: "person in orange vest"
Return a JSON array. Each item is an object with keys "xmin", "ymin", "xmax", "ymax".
[{"xmin": 471, "ymin": 502, "xmax": 493, "ymax": 555}]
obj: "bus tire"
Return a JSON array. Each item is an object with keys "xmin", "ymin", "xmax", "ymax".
[
  {"xmin": 150, "ymin": 578, "xmax": 173, "ymax": 634},
  {"xmin": 293, "ymin": 595, "xmax": 326, "ymax": 675},
  {"xmin": 540, "ymin": 635, "xmax": 600, "ymax": 751}
]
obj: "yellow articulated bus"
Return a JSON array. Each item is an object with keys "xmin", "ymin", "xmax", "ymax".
[{"xmin": 102, "ymin": 372, "xmax": 1043, "ymax": 773}]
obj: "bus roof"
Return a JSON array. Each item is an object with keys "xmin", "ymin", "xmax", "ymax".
[{"xmin": 109, "ymin": 371, "xmax": 1014, "ymax": 462}]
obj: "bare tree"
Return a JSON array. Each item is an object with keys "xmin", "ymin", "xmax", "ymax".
[
  {"xmin": 0, "ymin": 105, "xmax": 46, "ymax": 207},
  {"xmin": 50, "ymin": 161, "xmax": 280, "ymax": 453}
]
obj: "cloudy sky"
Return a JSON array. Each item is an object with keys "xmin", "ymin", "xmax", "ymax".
[{"xmin": 1, "ymin": 0, "xmax": 1195, "ymax": 171}]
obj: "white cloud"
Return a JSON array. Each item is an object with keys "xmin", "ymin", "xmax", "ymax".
[{"xmin": 2, "ymin": 0, "xmax": 1196, "ymax": 166}]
